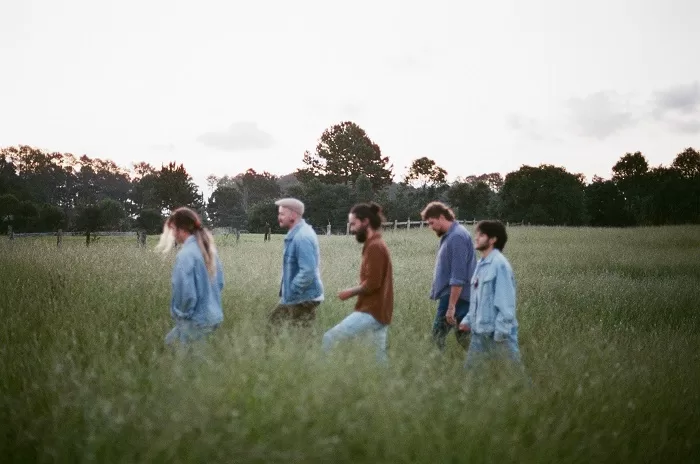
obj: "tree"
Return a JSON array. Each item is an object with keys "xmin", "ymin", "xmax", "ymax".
[
  {"xmin": 296, "ymin": 121, "xmax": 393, "ymax": 190},
  {"xmin": 135, "ymin": 209, "xmax": 164, "ymax": 234},
  {"xmin": 248, "ymin": 202, "xmax": 281, "ymax": 234},
  {"xmin": 155, "ymin": 162, "xmax": 203, "ymax": 214},
  {"xmin": 233, "ymin": 169, "xmax": 282, "ymax": 213},
  {"xmin": 671, "ymin": 147, "xmax": 700, "ymax": 178},
  {"xmin": 207, "ymin": 185, "xmax": 247, "ymax": 228},
  {"xmin": 403, "ymin": 157, "xmax": 448, "ymax": 188},
  {"xmin": 38, "ymin": 204, "xmax": 67, "ymax": 231},
  {"xmin": 0, "ymin": 193, "xmax": 20, "ymax": 233},
  {"xmin": 461, "ymin": 173, "xmax": 504, "ymax": 192},
  {"xmin": 612, "ymin": 151, "xmax": 650, "ymax": 224},
  {"xmin": 584, "ymin": 176, "xmax": 632, "ymax": 227},
  {"xmin": 447, "ymin": 181, "xmax": 494, "ymax": 220},
  {"xmin": 13, "ymin": 200, "xmax": 40, "ymax": 232},
  {"xmin": 612, "ymin": 151, "xmax": 649, "ymax": 182},
  {"xmin": 500, "ymin": 165, "xmax": 587, "ymax": 225},
  {"xmin": 354, "ymin": 174, "xmax": 374, "ymax": 203},
  {"xmin": 205, "ymin": 174, "xmax": 219, "ymax": 200},
  {"xmin": 286, "ymin": 178, "xmax": 354, "ymax": 229},
  {"xmin": 98, "ymin": 198, "xmax": 126, "ymax": 230}
]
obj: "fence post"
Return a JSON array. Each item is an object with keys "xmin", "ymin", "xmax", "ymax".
[
  {"xmin": 420, "ymin": 220, "xmax": 423, "ymax": 229},
  {"xmin": 8, "ymin": 225, "xmax": 13, "ymax": 241},
  {"xmin": 327, "ymin": 222, "xmax": 331, "ymax": 236},
  {"xmin": 406, "ymin": 217, "xmax": 411, "ymax": 231},
  {"xmin": 57, "ymin": 229, "xmax": 63, "ymax": 248},
  {"xmin": 394, "ymin": 219, "xmax": 398, "ymax": 231},
  {"xmin": 346, "ymin": 222, "xmax": 350, "ymax": 235}
]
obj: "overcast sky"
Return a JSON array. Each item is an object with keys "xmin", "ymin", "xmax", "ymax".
[{"xmin": 1, "ymin": 0, "xmax": 699, "ymax": 193}]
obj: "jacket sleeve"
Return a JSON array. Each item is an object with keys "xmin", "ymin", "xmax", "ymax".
[
  {"xmin": 170, "ymin": 252, "xmax": 198, "ymax": 319},
  {"xmin": 494, "ymin": 261, "xmax": 516, "ymax": 338},
  {"xmin": 289, "ymin": 236, "xmax": 317, "ymax": 297}
]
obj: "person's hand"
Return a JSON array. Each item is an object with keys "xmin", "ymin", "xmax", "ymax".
[
  {"xmin": 458, "ymin": 322, "xmax": 471, "ymax": 333},
  {"xmin": 337, "ymin": 289, "xmax": 354, "ymax": 301},
  {"xmin": 446, "ymin": 305, "xmax": 456, "ymax": 326}
]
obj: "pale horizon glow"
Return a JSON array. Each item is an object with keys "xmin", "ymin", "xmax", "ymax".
[{"xmin": 1, "ymin": 0, "xmax": 699, "ymax": 193}]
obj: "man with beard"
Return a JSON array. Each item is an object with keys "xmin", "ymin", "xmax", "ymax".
[
  {"xmin": 322, "ymin": 202, "xmax": 394, "ymax": 363},
  {"xmin": 459, "ymin": 220, "xmax": 524, "ymax": 371},
  {"xmin": 421, "ymin": 201, "xmax": 477, "ymax": 352}
]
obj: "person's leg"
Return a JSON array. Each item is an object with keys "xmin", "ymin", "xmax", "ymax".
[
  {"xmin": 322, "ymin": 311, "xmax": 377, "ymax": 353},
  {"xmin": 371, "ymin": 323, "xmax": 389, "ymax": 364},
  {"xmin": 164, "ymin": 324, "xmax": 181, "ymax": 345},
  {"xmin": 464, "ymin": 332, "xmax": 490, "ymax": 370},
  {"xmin": 432, "ymin": 295, "xmax": 452, "ymax": 351},
  {"xmin": 453, "ymin": 298, "xmax": 471, "ymax": 350},
  {"xmin": 290, "ymin": 301, "xmax": 319, "ymax": 329}
]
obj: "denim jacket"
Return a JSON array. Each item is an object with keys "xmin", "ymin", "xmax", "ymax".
[
  {"xmin": 280, "ymin": 219, "xmax": 324, "ymax": 305},
  {"xmin": 170, "ymin": 235, "xmax": 224, "ymax": 327},
  {"xmin": 462, "ymin": 249, "xmax": 517, "ymax": 338}
]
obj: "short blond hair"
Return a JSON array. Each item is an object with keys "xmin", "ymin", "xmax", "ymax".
[{"xmin": 275, "ymin": 198, "xmax": 304, "ymax": 216}]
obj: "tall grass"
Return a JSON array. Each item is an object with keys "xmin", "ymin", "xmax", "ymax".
[{"xmin": 1, "ymin": 226, "xmax": 699, "ymax": 463}]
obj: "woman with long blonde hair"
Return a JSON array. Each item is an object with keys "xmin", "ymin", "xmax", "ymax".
[{"xmin": 156, "ymin": 207, "xmax": 224, "ymax": 344}]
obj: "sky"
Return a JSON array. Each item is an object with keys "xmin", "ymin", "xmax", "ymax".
[{"xmin": 1, "ymin": 0, "xmax": 699, "ymax": 195}]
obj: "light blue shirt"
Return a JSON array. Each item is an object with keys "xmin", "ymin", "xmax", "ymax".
[
  {"xmin": 280, "ymin": 219, "xmax": 324, "ymax": 305},
  {"xmin": 170, "ymin": 235, "xmax": 224, "ymax": 327},
  {"xmin": 430, "ymin": 221, "xmax": 477, "ymax": 301},
  {"xmin": 462, "ymin": 249, "xmax": 517, "ymax": 338}
]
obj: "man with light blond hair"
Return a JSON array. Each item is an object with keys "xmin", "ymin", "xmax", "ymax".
[{"xmin": 268, "ymin": 198, "xmax": 324, "ymax": 333}]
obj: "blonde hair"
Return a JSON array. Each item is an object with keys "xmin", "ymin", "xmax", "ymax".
[{"xmin": 156, "ymin": 207, "xmax": 218, "ymax": 280}]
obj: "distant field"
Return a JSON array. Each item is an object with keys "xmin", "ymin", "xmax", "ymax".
[{"xmin": 1, "ymin": 226, "xmax": 699, "ymax": 463}]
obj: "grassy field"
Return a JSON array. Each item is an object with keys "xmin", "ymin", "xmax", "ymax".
[{"xmin": 1, "ymin": 226, "xmax": 699, "ymax": 463}]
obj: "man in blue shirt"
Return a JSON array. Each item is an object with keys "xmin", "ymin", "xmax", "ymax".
[
  {"xmin": 459, "ymin": 220, "xmax": 523, "ymax": 370},
  {"xmin": 421, "ymin": 201, "xmax": 477, "ymax": 352},
  {"xmin": 268, "ymin": 198, "xmax": 324, "ymax": 333}
]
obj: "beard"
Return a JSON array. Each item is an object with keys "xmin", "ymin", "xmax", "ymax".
[
  {"xmin": 154, "ymin": 224, "xmax": 176, "ymax": 253},
  {"xmin": 354, "ymin": 226, "xmax": 368, "ymax": 243}
]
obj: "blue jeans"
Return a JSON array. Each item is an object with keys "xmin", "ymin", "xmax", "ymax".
[
  {"xmin": 322, "ymin": 311, "xmax": 388, "ymax": 363},
  {"xmin": 165, "ymin": 320, "xmax": 219, "ymax": 345},
  {"xmin": 433, "ymin": 295, "xmax": 470, "ymax": 351},
  {"xmin": 464, "ymin": 326, "xmax": 523, "ymax": 369}
]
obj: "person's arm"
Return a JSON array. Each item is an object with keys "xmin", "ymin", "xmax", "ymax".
[
  {"xmin": 170, "ymin": 253, "xmax": 198, "ymax": 319},
  {"xmin": 216, "ymin": 254, "xmax": 224, "ymax": 292},
  {"xmin": 445, "ymin": 236, "xmax": 469, "ymax": 325},
  {"xmin": 493, "ymin": 262, "xmax": 516, "ymax": 341}
]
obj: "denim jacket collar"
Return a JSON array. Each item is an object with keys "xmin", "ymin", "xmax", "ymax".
[
  {"xmin": 284, "ymin": 219, "xmax": 307, "ymax": 242},
  {"xmin": 479, "ymin": 248, "xmax": 502, "ymax": 265}
]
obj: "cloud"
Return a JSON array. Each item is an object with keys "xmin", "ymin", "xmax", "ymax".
[
  {"xmin": 505, "ymin": 113, "xmax": 543, "ymax": 140},
  {"xmin": 196, "ymin": 122, "xmax": 274, "ymax": 151},
  {"xmin": 566, "ymin": 91, "xmax": 636, "ymax": 139},
  {"xmin": 652, "ymin": 81, "xmax": 700, "ymax": 116},
  {"xmin": 651, "ymin": 82, "xmax": 700, "ymax": 133}
]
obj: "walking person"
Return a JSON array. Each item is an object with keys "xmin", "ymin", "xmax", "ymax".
[
  {"xmin": 421, "ymin": 201, "xmax": 477, "ymax": 352},
  {"xmin": 155, "ymin": 207, "xmax": 224, "ymax": 345},
  {"xmin": 459, "ymin": 221, "xmax": 525, "ymax": 374},
  {"xmin": 268, "ymin": 198, "xmax": 324, "ymax": 334},
  {"xmin": 322, "ymin": 202, "xmax": 393, "ymax": 363}
]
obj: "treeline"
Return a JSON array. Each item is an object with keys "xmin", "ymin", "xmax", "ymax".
[{"xmin": 1, "ymin": 121, "xmax": 698, "ymax": 235}]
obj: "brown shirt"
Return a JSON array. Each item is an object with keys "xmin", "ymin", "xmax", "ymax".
[{"xmin": 356, "ymin": 233, "xmax": 394, "ymax": 325}]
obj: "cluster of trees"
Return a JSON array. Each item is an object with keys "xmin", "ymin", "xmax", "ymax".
[{"xmin": 2, "ymin": 121, "xmax": 698, "ymax": 235}]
